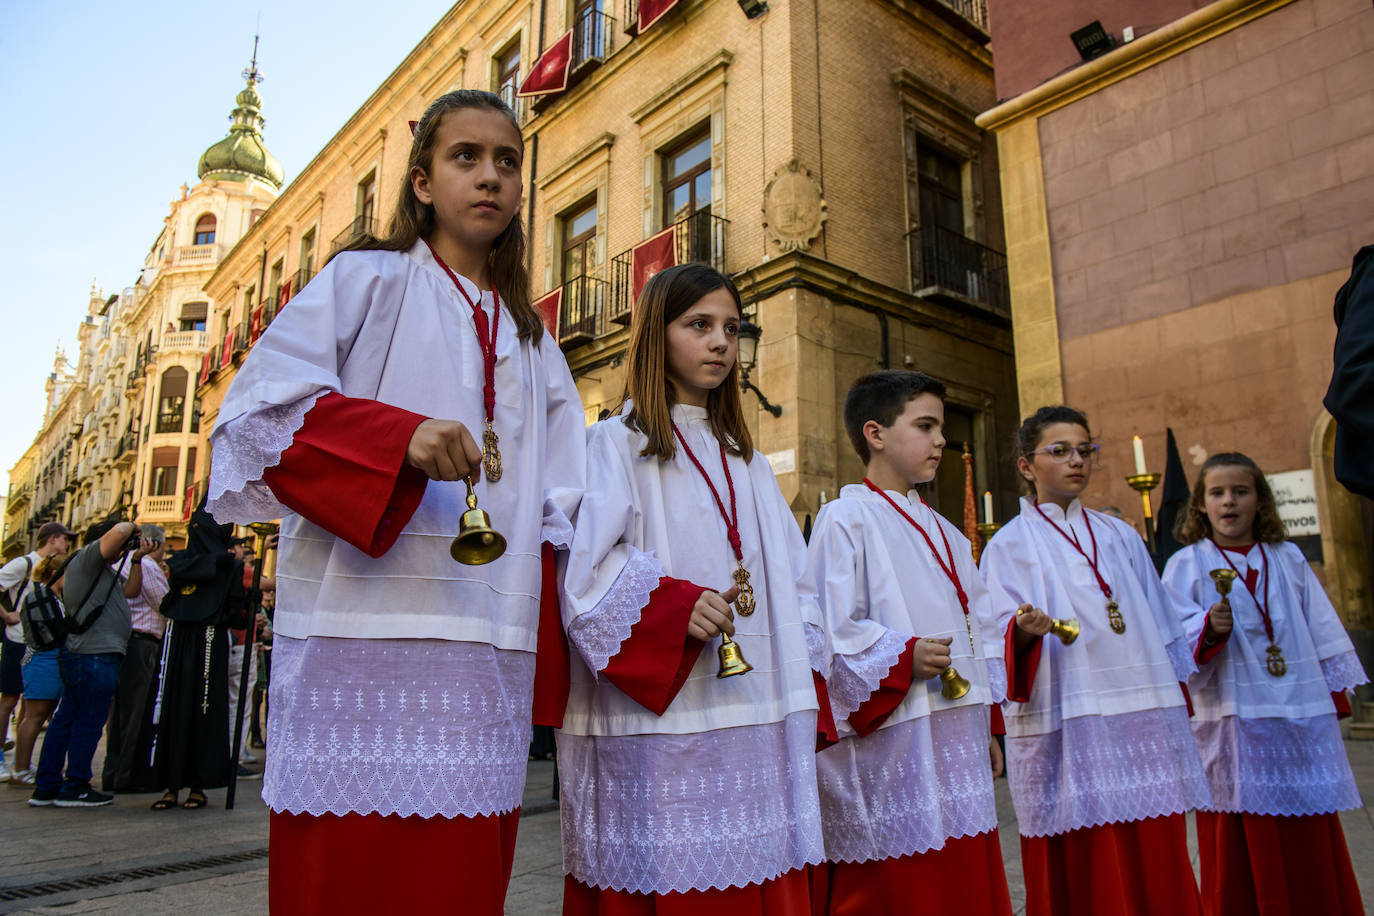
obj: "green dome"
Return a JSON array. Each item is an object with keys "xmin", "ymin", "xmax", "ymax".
[{"xmin": 197, "ymin": 68, "xmax": 283, "ymax": 189}]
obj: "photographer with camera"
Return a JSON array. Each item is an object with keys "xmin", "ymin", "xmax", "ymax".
[{"xmin": 29, "ymin": 520, "xmax": 150, "ymax": 808}]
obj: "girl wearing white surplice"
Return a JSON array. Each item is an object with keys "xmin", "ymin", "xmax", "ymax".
[
  {"xmin": 979, "ymin": 406, "xmax": 1211, "ymax": 916},
  {"xmin": 557, "ymin": 264, "xmax": 826, "ymax": 915}
]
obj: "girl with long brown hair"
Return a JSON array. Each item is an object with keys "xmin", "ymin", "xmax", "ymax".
[
  {"xmin": 206, "ymin": 89, "xmax": 586, "ymax": 914},
  {"xmin": 1163, "ymin": 452, "xmax": 1366, "ymax": 915},
  {"xmin": 558, "ymin": 263, "xmax": 826, "ymax": 915}
]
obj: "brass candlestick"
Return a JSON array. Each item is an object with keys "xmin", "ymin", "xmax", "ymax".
[
  {"xmin": 1126, "ymin": 473, "xmax": 1162, "ymax": 555},
  {"xmin": 976, "ymin": 522, "xmax": 1001, "ymax": 542}
]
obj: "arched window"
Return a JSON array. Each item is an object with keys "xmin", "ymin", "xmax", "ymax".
[{"xmin": 193, "ymin": 214, "xmax": 217, "ymax": 246}]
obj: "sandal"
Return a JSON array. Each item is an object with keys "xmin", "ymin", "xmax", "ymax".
[
  {"xmin": 151, "ymin": 793, "xmax": 179, "ymax": 810},
  {"xmin": 181, "ymin": 791, "xmax": 208, "ymax": 809}
]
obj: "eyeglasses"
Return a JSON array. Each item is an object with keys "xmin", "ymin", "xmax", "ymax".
[{"xmin": 1027, "ymin": 442, "xmax": 1100, "ymax": 463}]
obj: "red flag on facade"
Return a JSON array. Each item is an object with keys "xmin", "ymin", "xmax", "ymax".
[
  {"xmin": 518, "ymin": 31, "xmax": 573, "ymax": 98},
  {"xmin": 250, "ymin": 307, "xmax": 263, "ymax": 343},
  {"xmin": 183, "ymin": 483, "xmax": 196, "ymax": 521},
  {"xmin": 278, "ymin": 277, "xmax": 293, "ymax": 308},
  {"xmin": 220, "ymin": 327, "xmax": 234, "ymax": 367},
  {"xmin": 638, "ymin": 0, "xmax": 679, "ymax": 32},
  {"xmin": 631, "ymin": 226, "xmax": 677, "ymax": 308},
  {"xmin": 535, "ymin": 288, "xmax": 562, "ymax": 338},
  {"xmin": 963, "ymin": 444, "xmax": 984, "ymax": 562},
  {"xmin": 198, "ymin": 351, "xmax": 213, "ymax": 386}
]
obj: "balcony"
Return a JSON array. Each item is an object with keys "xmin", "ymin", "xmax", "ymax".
[
  {"xmin": 920, "ymin": 0, "xmax": 990, "ymax": 40},
  {"xmin": 140, "ymin": 495, "xmax": 180, "ymax": 520},
  {"xmin": 155, "ymin": 410, "xmax": 184, "ymax": 435},
  {"xmin": 3, "ymin": 528, "xmax": 27, "ymax": 556},
  {"xmin": 557, "ymin": 276, "xmax": 610, "ymax": 350},
  {"xmin": 171, "ymin": 244, "xmax": 222, "ymax": 268},
  {"xmin": 233, "ymin": 319, "xmax": 252, "ymax": 354},
  {"xmin": 162, "ymin": 330, "xmax": 207, "ymax": 351},
  {"xmin": 572, "ymin": 7, "xmax": 616, "ymax": 74},
  {"xmin": 114, "ymin": 433, "xmax": 138, "ymax": 468},
  {"xmin": 330, "ymin": 215, "xmax": 379, "ymax": 256},
  {"xmin": 496, "ymin": 84, "xmax": 533, "ymax": 126},
  {"xmin": 295, "ymin": 267, "xmax": 315, "ymax": 297},
  {"xmin": 609, "ymin": 211, "xmax": 729, "ymax": 324},
  {"xmin": 906, "ymin": 225, "xmax": 1009, "ymax": 316},
  {"xmin": 6, "ymin": 484, "xmax": 30, "ymax": 510}
]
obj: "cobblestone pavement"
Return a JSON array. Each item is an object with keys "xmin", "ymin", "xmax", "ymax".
[{"xmin": 2, "ymin": 737, "xmax": 1372, "ymax": 914}]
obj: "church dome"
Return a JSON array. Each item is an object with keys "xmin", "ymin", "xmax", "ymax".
[{"xmin": 197, "ymin": 52, "xmax": 284, "ymax": 189}]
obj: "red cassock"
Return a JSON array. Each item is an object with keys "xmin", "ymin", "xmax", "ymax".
[
  {"xmin": 558, "ymin": 575, "xmax": 831, "ymax": 916},
  {"xmin": 811, "ymin": 638, "xmax": 1012, "ymax": 916},
  {"xmin": 1006, "ymin": 624, "xmax": 1202, "ymax": 916},
  {"xmin": 259, "ymin": 392, "xmax": 567, "ymax": 914}
]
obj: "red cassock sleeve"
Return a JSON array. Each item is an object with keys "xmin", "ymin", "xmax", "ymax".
[
  {"xmin": 989, "ymin": 704, "xmax": 1006, "ymax": 736},
  {"xmin": 1333, "ymin": 691, "xmax": 1353, "ymax": 719},
  {"xmin": 261, "ymin": 392, "xmax": 429, "ymax": 558},
  {"xmin": 1194, "ymin": 611, "xmax": 1232, "ymax": 665},
  {"xmin": 814, "ymin": 672, "xmax": 839, "ymax": 751},
  {"xmin": 1004, "ymin": 619, "xmax": 1044, "ymax": 704},
  {"xmin": 532, "ymin": 543, "xmax": 570, "ymax": 728},
  {"xmin": 600, "ymin": 577, "xmax": 710, "ymax": 716},
  {"xmin": 848, "ymin": 637, "xmax": 917, "ymax": 738}
]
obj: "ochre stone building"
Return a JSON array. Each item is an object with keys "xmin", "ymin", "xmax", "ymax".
[
  {"xmin": 198, "ymin": 0, "xmax": 1018, "ymax": 532},
  {"xmin": 978, "ymin": 0, "xmax": 1373, "ymax": 632}
]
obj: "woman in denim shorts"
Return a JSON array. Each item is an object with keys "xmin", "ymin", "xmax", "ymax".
[{"xmin": 10, "ymin": 556, "xmax": 66, "ymax": 786}]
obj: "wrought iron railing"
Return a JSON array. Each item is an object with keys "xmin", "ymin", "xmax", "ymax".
[
  {"xmin": 609, "ymin": 211, "xmax": 729, "ymax": 323},
  {"xmin": 330, "ymin": 215, "xmax": 379, "ymax": 255},
  {"xmin": 234, "ymin": 319, "xmax": 252, "ymax": 353},
  {"xmin": 572, "ymin": 7, "xmax": 616, "ymax": 72},
  {"xmin": 923, "ymin": 0, "xmax": 990, "ymax": 35},
  {"xmin": 295, "ymin": 267, "xmax": 314, "ymax": 297},
  {"xmin": 155, "ymin": 411, "xmax": 184, "ymax": 435},
  {"xmin": 558, "ymin": 276, "xmax": 609, "ymax": 348},
  {"xmin": 906, "ymin": 225, "xmax": 1009, "ymax": 314}
]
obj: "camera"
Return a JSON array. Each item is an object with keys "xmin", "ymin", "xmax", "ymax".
[{"xmin": 122, "ymin": 526, "xmax": 143, "ymax": 554}]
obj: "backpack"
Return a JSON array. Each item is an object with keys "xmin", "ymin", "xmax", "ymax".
[
  {"xmin": 0, "ymin": 557, "xmax": 34, "ymax": 621},
  {"xmin": 19, "ymin": 581, "xmax": 66, "ymax": 652}
]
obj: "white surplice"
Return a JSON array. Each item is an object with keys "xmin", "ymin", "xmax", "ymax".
[
  {"xmin": 979, "ymin": 496, "xmax": 1211, "ymax": 837},
  {"xmin": 557, "ymin": 404, "xmax": 824, "ymax": 894},
  {"xmin": 205, "ymin": 241, "xmax": 586, "ymax": 819},
  {"xmin": 1163, "ymin": 540, "xmax": 1366, "ymax": 816},
  {"xmin": 804, "ymin": 484, "xmax": 1005, "ymax": 864}
]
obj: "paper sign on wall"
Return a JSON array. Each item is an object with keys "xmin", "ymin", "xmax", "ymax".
[
  {"xmin": 764, "ymin": 448, "xmax": 796, "ymax": 475},
  {"xmin": 1267, "ymin": 469, "xmax": 1320, "ymax": 537}
]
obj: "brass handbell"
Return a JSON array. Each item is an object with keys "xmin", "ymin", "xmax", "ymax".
[
  {"xmin": 939, "ymin": 665, "xmax": 971, "ymax": 700},
  {"xmin": 1209, "ymin": 568, "xmax": 1238, "ymax": 598},
  {"xmin": 717, "ymin": 633, "xmax": 753, "ymax": 678},
  {"xmin": 1050, "ymin": 617, "xmax": 1081, "ymax": 645},
  {"xmin": 450, "ymin": 477, "xmax": 507, "ymax": 565}
]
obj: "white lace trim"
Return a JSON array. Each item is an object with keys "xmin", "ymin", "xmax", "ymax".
[
  {"xmin": 818, "ymin": 704, "xmax": 998, "ymax": 863},
  {"xmin": 805, "ymin": 622, "xmax": 830, "ymax": 677},
  {"xmin": 207, "ymin": 394, "xmax": 325, "ymax": 524},
  {"xmin": 1194, "ymin": 714, "xmax": 1362, "ymax": 816},
  {"xmin": 1006, "ymin": 706, "xmax": 1212, "ymax": 837},
  {"xmin": 556, "ymin": 712, "xmax": 825, "ymax": 894},
  {"xmin": 540, "ymin": 494, "xmax": 575, "ymax": 552},
  {"xmin": 986, "ymin": 656, "xmax": 1007, "ymax": 705},
  {"xmin": 1321, "ymin": 650, "xmax": 1369, "ymax": 694},
  {"xmin": 567, "ymin": 550, "xmax": 664, "ymax": 676},
  {"xmin": 262, "ymin": 635, "xmax": 532, "ymax": 818},
  {"xmin": 828, "ymin": 629, "xmax": 912, "ymax": 724},
  {"xmin": 1165, "ymin": 634, "xmax": 1198, "ymax": 682}
]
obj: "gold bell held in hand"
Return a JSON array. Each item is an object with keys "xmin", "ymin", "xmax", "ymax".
[
  {"xmin": 717, "ymin": 633, "xmax": 753, "ymax": 678},
  {"xmin": 450, "ymin": 477, "xmax": 507, "ymax": 566},
  {"xmin": 1209, "ymin": 568, "xmax": 1238, "ymax": 598},
  {"xmin": 1050, "ymin": 617, "xmax": 1081, "ymax": 645},
  {"xmin": 939, "ymin": 665, "xmax": 971, "ymax": 700}
]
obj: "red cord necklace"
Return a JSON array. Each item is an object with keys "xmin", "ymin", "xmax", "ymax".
[
  {"xmin": 1033, "ymin": 501, "xmax": 1126, "ymax": 634},
  {"xmin": 425, "ymin": 239, "xmax": 504, "ymax": 482},
  {"xmin": 672, "ymin": 422, "xmax": 756, "ymax": 617},
  {"xmin": 1209, "ymin": 539, "xmax": 1286, "ymax": 677},
  {"xmin": 863, "ymin": 479, "xmax": 974, "ymax": 649}
]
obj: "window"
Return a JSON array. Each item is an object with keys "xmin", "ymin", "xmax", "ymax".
[
  {"xmin": 662, "ymin": 129, "xmax": 711, "ymax": 227},
  {"xmin": 156, "ymin": 368, "xmax": 187, "ymax": 434},
  {"xmin": 250, "ymin": 208, "xmax": 265, "ymax": 225},
  {"xmin": 179, "ymin": 301, "xmax": 208, "ymax": 332},
  {"xmin": 495, "ymin": 40, "xmax": 521, "ymax": 109},
  {"xmin": 357, "ymin": 173, "xmax": 376, "ymax": 226},
  {"xmin": 572, "ymin": 0, "xmax": 606, "ymax": 68},
  {"xmin": 561, "ymin": 199, "xmax": 598, "ymax": 282},
  {"xmin": 193, "ymin": 214, "xmax": 217, "ymax": 246},
  {"xmin": 917, "ymin": 144, "xmax": 964, "ymax": 236},
  {"xmin": 299, "ymin": 229, "xmax": 316, "ymax": 280},
  {"xmin": 149, "ymin": 446, "xmax": 181, "ymax": 497},
  {"xmin": 269, "ymin": 260, "xmax": 284, "ymax": 301}
]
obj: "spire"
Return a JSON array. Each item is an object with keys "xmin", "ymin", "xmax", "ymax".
[{"xmin": 197, "ymin": 33, "xmax": 284, "ymax": 189}]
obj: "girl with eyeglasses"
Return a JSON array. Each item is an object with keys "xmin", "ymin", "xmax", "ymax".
[{"xmin": 979, "ymin": 406, "xmax": 1211, "ymax": 916}]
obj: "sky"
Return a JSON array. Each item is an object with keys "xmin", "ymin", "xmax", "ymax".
[{"xmin": 0, "ymin": 0, "xmax": 457, "ymax": 478}]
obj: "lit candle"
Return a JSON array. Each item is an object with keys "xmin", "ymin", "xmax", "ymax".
[
  {"xmin": 1132, "ymin": 435, "xmax": 1147, "ymax": 476},
  {"xmin": 983, "ymin": 490, "xmax": 994, "ymax": 524}
]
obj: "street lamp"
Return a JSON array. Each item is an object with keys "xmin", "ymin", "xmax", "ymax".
[{"xmin": 737, "ymin": 320, "xmax": 782, "ymax": 417}]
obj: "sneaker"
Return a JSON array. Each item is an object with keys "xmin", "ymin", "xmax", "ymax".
[
  {"xmin": 28, "ymin": 787, "xmax": 58, "ymax": 807},
  {"xmin": 54, "ymin": 785, "xmax": 114, "ymax": 807},
  {"xmin": 235, "ymin": 764, "xmax": 261, "ymax": 780},
  {"xmin": 239, "ymin": 748, "xmax": 258, "ymax": 764},
  {"xmin": 9, "ymin": 767, "xmax": 35, "ymax": 787}
]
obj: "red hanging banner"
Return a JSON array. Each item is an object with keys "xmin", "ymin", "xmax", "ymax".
[
  {"xmin": 250, "ymin": 307, "xmax": 263, "ymax": 343},
  {"xmin": 198, "ymin": 350, "xmax": 213, "ymax": 387},
  {"xmin": 638, "ymin": 0, "xmax": 679, "ymax": 32},
  {"xmin": 220, "ymin": 326, "xmax": 234, "ymax": 367},
  {"xmin": 535, "ymin": 288, "xmax": 562, "ymax": 338},
  {"xmin": 631, "ymin": 225, "xmax": 677, "ymax": 307},
  {"xmin": 183, "ymin": 483, "xmax": 197, "ymax": 521},
  {"xmin": 517, "ymin": 31, "xmax": 573, "ymax": 98},
  {"xmin": 277, "ymin": 277, "xmax": 293, "ymax": 309}
]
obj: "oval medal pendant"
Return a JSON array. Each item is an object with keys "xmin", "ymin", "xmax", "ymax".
[
  {"xmin": 1106, "ymin": 599, "xmax": 1126, "ymax": 634},
  {"xmin": 1266, "ymin": 644, "xmax": 1287, "ymax": 677},
  {"xmin": 733, "ymin": 563, "xmax": 756, "ymax": 617},
  {"xmin": 482, "ymin": 421, "xmax": 503, "ymax": 482}
]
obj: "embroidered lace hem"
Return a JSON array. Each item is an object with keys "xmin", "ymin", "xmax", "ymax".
[
  {"xmin": 986, "ymin": 657, "xmax": 1007, "ymax": 705},
  {"xmin": 207, "ymin": 393, "xmax": 325, "ymax": 524},
  {"xmin": 1165, "ymin": 634, "xmax": 1198, "ymax": 682},
  {"xmin": 1007, "ymin": 706, "xmax": 1212, "ymax": 837},
  {"xmin": 1322, "ymin": 650, "xmax": 1369, "ymax": 694},
  {"xmin": 819, "ymin": 705, "xmax": 998, "ymax": 863},
  {"xmin": 557, "ymin": 712, "xmax": 825, "ymax": 894},
  {"xmin": 806, "ymin": 622, "xmax": 829, "ymax": 677},
  {"xmin": 828, "ymin": 629, "xmax": 912, "ymax": 724},
  {"xmin": 1195, "ymin": 714, "xmax": 1363, "ymax": 816},
  {"xmin": 567, "ymin": 550, "xmax": 664, "ymax": 676}
]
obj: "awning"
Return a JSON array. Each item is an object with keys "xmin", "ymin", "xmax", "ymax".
[
  {"xmin": 638, "ymin": 0, "xmax": 679, "ymax": 32},
  {"xmin": 535, "ymin": 288, "xmax": 562, "ymax": 338},
  {"xmin": 179, "ymin": 301, "xmax": 208, "ymax": 322},
  {"xmin": 518, "ymin": 31, "xmax": 573, "ymax": 98}
]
